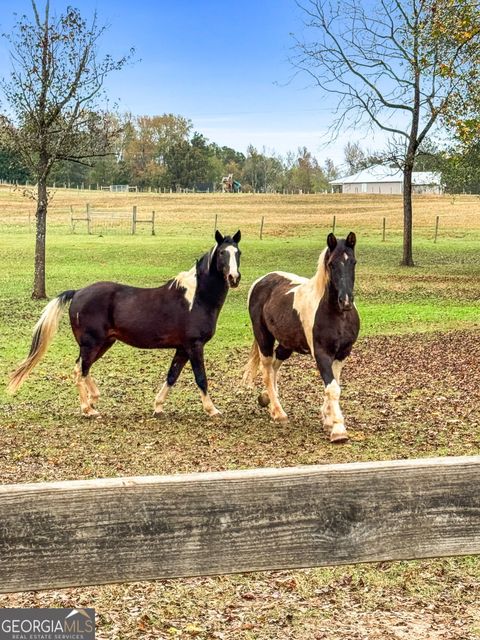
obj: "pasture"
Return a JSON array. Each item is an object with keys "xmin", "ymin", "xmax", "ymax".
[{"xmin": 0, "ymin": 187, "xmax": 479, "ymax": 639}]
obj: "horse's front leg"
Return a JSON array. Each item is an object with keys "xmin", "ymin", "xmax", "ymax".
[
  {"xmin": 187, "ymin": 342, "xmax": 221, "ymax": 417},
  {"xmin": 154, "ymin": 348, "xmax": 189, "ymax": 415},
  {"xmin": 314, "ymin": 348, "xmax": 348, "ymax": 443}
]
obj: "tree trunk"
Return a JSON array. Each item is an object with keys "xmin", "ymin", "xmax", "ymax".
[
  {"xmin": 401, "ymin": 165, "xmax": 415, "ymax": 267},
  {"xmin": 32, "ymin": 177, "xmax": 48, "ymax": 299}
]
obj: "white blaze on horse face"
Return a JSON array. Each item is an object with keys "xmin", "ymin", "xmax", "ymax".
[
  {"xmin": 170, "ymin": 265, "xmax": 197, "ymax": 311},
  {"xmin": 226, "ymin": 246, "xmax": 239, "ymax": 280}
]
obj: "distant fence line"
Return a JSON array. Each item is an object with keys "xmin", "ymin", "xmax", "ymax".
[
  {"xmin": 0, "ymin": 179, "xmax": 336, "ymax": 195},
  {"xmin": 70, "ymin": 204, "xmax": 155, "ymax": 235},
  {"xmin": 0, "ymin": 207, "xmax": 463, "ymax": 243},
  {"xmin": 3, "ymin": 177, "xmax": 480, "ymax": 195}
]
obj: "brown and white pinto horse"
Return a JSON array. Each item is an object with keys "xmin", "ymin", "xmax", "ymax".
[
  {"xmin": 8, "ymin": 230, "xmax": 241, "ymax": 417},
  {"xmin": 244, "ymin": 232, "xmax": 359, "ymax": 443}
]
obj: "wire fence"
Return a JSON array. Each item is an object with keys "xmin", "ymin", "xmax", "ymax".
[{"xmin": 1, "ymin": 189, "xmax": 479, "ymax": 241}]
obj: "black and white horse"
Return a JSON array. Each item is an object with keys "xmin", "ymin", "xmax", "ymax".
[
  {"xmin": 244, "ymin": 232, "xmax": 359, "ymax": 442},
  {"xmin": 9, "ymin": 230, "xmax": 242, "ymax": 417}
]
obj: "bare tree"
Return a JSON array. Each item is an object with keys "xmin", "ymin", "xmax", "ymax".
[
  {"xmin": 344, "ymin": 142, "xmax": 367, "ymax": 174},
  {"xmin": 0, "ymin": 1, "xmax": 133, "ymax": 297},
  {"xmin": 295, "ymin": 0, "xmax": 480, "ymax": 265}
]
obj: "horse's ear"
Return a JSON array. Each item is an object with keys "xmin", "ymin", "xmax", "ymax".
[
  {"xmin": 215, "ymin": 230, "xmax": 224, "ymax": 245},
  {"xmin": 327, "ymin": 233, "xmax": 337, "ymax": 251},
  {"xmin": 232, "ymin": 229, "xmax": 241, "ymax": 243},
  {"xmin": 346, "ymin": 231, "xmax": 356, "ymax": 249}
]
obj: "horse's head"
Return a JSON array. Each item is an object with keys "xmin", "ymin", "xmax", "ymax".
[
  {"xmin": 214, "ymin": 229, "xmax": 242, "ymax": 288},
  {"xmin": 325, "ymin": 231, "xmax": 357, "ymax": 312}
]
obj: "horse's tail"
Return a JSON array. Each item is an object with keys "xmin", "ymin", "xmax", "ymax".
[
  {"xmin": 242, "ymin": 338, "xmax": 261, "ymax": 387},
  {"xmin": 7, "ymin": 290, "xmax": 76, "ymax": 394}
]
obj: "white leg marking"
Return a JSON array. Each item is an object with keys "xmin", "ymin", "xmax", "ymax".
[
  {"xmin": 85, "ymin": 375, "xmax": 100, "ymax": 405},
  {"xmin": 154, "ymin": 382, "xmax": 171, "ymax": 413},
  {"xmin": 261, "ymin": 355, "xmax": 288, "ymax": 421},
  {"xmin": 201, "ymin": 391, "xmax": 221, "ymax": 417},
  {"xmin": 323, "ymin": 380, "xmax": 348, "ymax": 442},
  {"xmin": 272, "ymin": 356, "xmax": 283, "ymax": 394},
  {"xmin": 332, "ymin": 360, "xmax": 344, "ymax": 385},
  {"xmin": 74, "ymin": 363, "xmax": 99, "ymax": 417}
]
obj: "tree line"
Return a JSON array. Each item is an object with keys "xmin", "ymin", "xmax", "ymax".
[
  {"xmin": 2, "ymin": 121, "xmax": 480, "ymax": 194},
  {"xmin": 0, "ymin": 112, "xmax": 341, "ymax": 193}
]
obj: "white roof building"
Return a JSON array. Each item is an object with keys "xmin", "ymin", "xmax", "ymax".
[{"xmin": 330, "ymin": 165, "xmax": 442, "ymax": 194}]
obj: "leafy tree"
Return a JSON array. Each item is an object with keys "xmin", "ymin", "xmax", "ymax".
[
  {"xmin": 441, "ymin": 142, "xmax": 480, "ymax": 193},
  {"xmin": 295, "ymin": 0, "xmax": 480, "ymax": 265},
  {"xmin": 0, "ymin": 144, "xmax": 31, "ymax": 183},
  {"xmin": 324, "ymin": 157, "xmax": 339, "ymax": 181},
  {"xmin": 0, "ymin": 1, "xmax": 133, "ymax": 297},
  {"xmin": 242, "ymin": 145, "xmax": 263, "ymax": 191}
]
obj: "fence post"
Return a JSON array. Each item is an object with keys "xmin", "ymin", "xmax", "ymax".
[
  {"xmin": 260, "ymin": 216, "xmax": 265, "ymax": 240},
  {"xmin": 132, "ymin": 206, "xmax": 137, "ymax": 235},
  {"xmin": 382, "ymin": 217, "xmax": 386, "ymax": 242},
  {"xmin": 332, "ymin": 215, "xmax": 336, "ymax": 234},
  {"xmin": 151, "ymin": 211, "xmax": 156, "ymax": 236},
  {"xmin": 86, "ymin": 203, "xmax": 91, "ymax": 235},
  {"xmin": 434, "ymin": 215, "xmax": 439, "ymax": 243},
  {"xmin": 214, "ymin": 213, "xmax": 218, "ymax": 234},
  {"xmin": 70, "ymin": 205, "xmax": 74, "ymax": 233}
]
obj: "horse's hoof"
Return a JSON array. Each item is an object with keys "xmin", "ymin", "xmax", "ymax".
[
  {"xmin": 330, "ymin": 431, "xmax": 349, "ymax": 444},
  {"xmin": 82, "ymin": 410, "xmax": 100, "ymax": 419},
  {"xmin": 153, "ymin": 410, "xmax": 164, "ymax": 419},
  {"xmin": 208, "ymin": 409, "xmax": 222, "ymax": 419},
  {"xmin": 258, "ymin": 392, "xmax": 270, "ymax": 407},
  {"xmin": 272, "ymin": 413, "xmax": 288, "ymax": 423}
]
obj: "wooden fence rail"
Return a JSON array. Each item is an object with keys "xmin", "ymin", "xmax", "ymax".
[
  {"xmin": 1, "ymin": 456, "xmax": 479, "ymax": 594},
  {"xmin": 70, "ymin": 204, "xmax": 155, "ymax": 235}
]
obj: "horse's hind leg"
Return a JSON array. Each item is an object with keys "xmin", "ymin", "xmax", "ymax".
[
  {"xmin": 252, "ymin": 322, "xmax": 288, "ymax": 421},
  {"xmin": 258, "ymin": 344, "xmax": 291, "ymax": 411},
  {"xmin": 85, "ymin": 375, "xmax": 100, "ymax": 406},
  {"xmin": 74, "ymin": 360, "xmax": 98, "ymax": 417},
  {"xmin": 83, "ymin": 340, "xmax": 115, "ymax": 408},
  {"xmin": 154, "ymin": 348, "xmax": 189, "ymax": 415},
  {"xmin": 74, "ymin": 339, "xmax": 114, "ymax": 417}
]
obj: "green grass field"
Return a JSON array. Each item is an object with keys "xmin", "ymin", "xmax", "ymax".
[{"xmin": 1, "ymin": 190, "xmax": 479, "ymax": 639}]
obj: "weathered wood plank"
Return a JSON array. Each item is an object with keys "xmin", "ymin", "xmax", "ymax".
[{"xmin": 1, "ymin": 456, "xmax": 480, "ymax": 593}]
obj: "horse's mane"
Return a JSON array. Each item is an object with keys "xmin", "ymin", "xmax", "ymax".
[
  {"xmin": 314, "ymin": 247, "xmax": 330, "ymax": 299},
  {"xmin": 196, "ymin": 245, "xmax": 217, "ymax": 276},
  {"xmin": 170, "ymin": 246, "xmax": 217, "ymax": 308}
]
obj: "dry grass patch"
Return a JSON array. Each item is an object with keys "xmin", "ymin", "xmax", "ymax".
[{"xmin": 1, "ymin": 187, "xmax": 479, "ymax": 238}]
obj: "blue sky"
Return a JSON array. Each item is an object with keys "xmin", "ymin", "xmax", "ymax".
[{"xmin": 0, "ymin": 0, "xmax": 388, "ymax": 165}]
